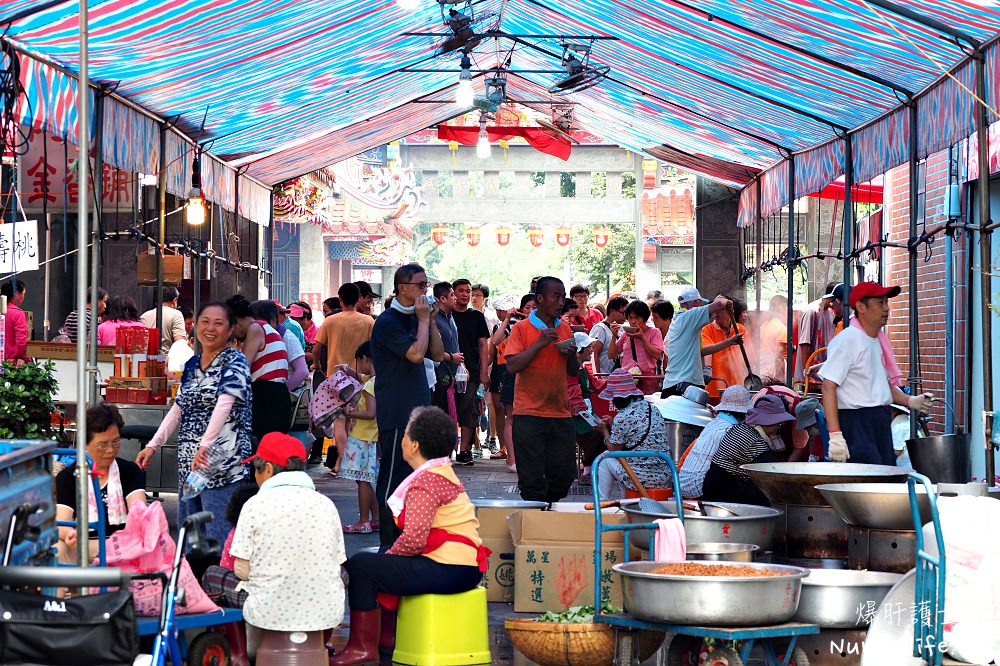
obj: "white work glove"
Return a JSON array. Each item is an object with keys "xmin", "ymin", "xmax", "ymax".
[
  {"xmin": 908, "ymin": 393, "xmax": 934, "ymax": 414},
  {"xmin": 828, "ymin": 431, "xmax": 850, "ymax": 462}
]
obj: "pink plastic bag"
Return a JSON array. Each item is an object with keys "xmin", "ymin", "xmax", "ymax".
[{"xmin": 103, "ymin": 501, "xmax": 220, "ymax": 616}]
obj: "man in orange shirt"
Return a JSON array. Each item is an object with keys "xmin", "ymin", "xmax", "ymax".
[
  {"xmin": 505, "ymin": 277, "xmax": 579, "ymax": 503},
  {"xmin": 701, "ymin": 299, "xmax": 748, "ymax": 398}
]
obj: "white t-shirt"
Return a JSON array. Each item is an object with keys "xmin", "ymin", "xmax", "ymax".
[
  {"xmin": 662, "ymin": 304, "xmax": 711, "ymax": 389},
  {"xmin": 282, "ymin": 328, "xmax": 305, "ymax": 364},
  {"xmin": 230, "ymin": 472, "xmax": 346, "ymax": 631},
  {"xmin": 817, "ymin": 326, "xmax": 892, "ymax": 409},
  {"xmin": 589, "ymin": 321, "xmax": 616, "ymax": 375}
]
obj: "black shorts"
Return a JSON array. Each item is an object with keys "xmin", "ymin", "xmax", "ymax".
[
  {"xmin": 454, "ymin": 385, "xmax": 483, "ymax": 428},
  {"xmin": 500, "ymin": 366, "xmax": 516, "ymax": 406},
  {"xmin": 490, "ymin": 363, "xmax": 504, "ymax": 393}
]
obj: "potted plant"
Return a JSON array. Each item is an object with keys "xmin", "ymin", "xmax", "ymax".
[{"xmin": 0, "ymin": 360, "xmax": 59, "ymax": 440}]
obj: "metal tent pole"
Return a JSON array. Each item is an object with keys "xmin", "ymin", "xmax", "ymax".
[
  {"xmin": 88, "ymin": 91, "xmax": 104, "ymax": 406},
  {"xmin": 74, "ymin": 0, "xmax": 90, "ymax": 567},
  {"xmin": 755, "ymin": 178, "xmax": 763, "ymax": 359},
  {"xmin": 908, "ymin": 102, "xmax": 920, "ymax": 438},
  {"xmin": 843, "ymin": 136, "xmax": 854, "ymax": 322},
  {"xmin": 43, "ymin": 213, "xmax": 51, "ymax": 340},
  {"xmin": 156, "ymin": 124, "xmax": 166, "ymax": 334},
  {"xmin": 786, "ymin": 156, "xmax": 796, "ymax": 386},
  {"xmin": 974, "ymin": 52, "xmax": 995, "ymax": 483}
]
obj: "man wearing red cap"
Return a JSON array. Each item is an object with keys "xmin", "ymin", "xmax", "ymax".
[
  {"xmin": 230, "ymin": 433, "xmax": 346, "ymax": 659},
  {"xmin": 819, "ymin": 282, "xmax": 932, "ymax": 465}
]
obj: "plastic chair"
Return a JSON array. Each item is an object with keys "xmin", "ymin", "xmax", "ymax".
[
  {"xmin": 256, "ymin": 629, "xmax": 328, "ymax": 666},
  {"xmin": 393, "ymin": 587, "xmax": 491, "ymax": 665}
]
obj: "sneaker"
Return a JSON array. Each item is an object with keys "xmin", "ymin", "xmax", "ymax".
[
  {"xmin": 343, "ymin": 521, "xmax": 372, "ymax": 534},
  {"xmin": 455, "ymin": 451, "xmax": 475, "ymax": 466},
  {"xmin": 471, "ymin": 448, "xmax": 482, "ymax": 459},
  {"xmin": 579, "ymin": 473, "xmax": 592, "ymax": 486},
  {"xmin": 487, "ymin": 437, "xmax": 500, "ymax": 454}
]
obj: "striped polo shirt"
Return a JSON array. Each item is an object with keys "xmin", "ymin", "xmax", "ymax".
[{"xmin": 250, "ymin": 321, "xmax": 289, "ymax": 383}]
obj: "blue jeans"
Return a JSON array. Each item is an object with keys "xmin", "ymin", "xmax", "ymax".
[{"xmin": 177, "ymin": 479, "xmax": 251, "ymax": 544}]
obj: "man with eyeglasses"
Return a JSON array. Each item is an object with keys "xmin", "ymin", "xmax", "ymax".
[{"xmin": 370, "ymin": 262, "xmax": 445, "ymax": 547}]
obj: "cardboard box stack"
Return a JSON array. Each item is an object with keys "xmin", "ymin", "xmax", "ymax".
[
  {"xmin": 478, "ymin": 507, "xmax": 520, "ymax": 603},
  {"xmin": 106, "ymin": 327, "xmax": 167, "ymax": 405},
  {"xmin": 508, "ymin": 510, "xmax": 627, "ymax": 613}
]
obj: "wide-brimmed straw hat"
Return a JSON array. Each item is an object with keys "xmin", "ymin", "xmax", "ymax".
[
  {"xmin": 745, "ymin": 394, "xmax": 795, "ymax": 427},
  {"xmin": 599, "ymin": 369, "xmax": 644, "ymax": 400}
]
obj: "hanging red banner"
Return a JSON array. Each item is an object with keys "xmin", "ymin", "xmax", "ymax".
[
  {"xmin": 593, "ymin": 226, "xmax": 609, "ymax": 248},
  {"xmin": 437, "ymin": 126, "xmax": 572, "ymax": 161},
  {"xmin": 529, "ymin": 227, "xmax": 545, "ymax": 248},
  {"xmin": 496, "ymin": 226, "xmax": 512, "ymax": 247},
  {"xmin": 555, "ymin": 226, "xmax": 572, "ymax": 247},
  {"xmin": 431, "ymin": 224, "xmax": 448, "ymax": 245}
]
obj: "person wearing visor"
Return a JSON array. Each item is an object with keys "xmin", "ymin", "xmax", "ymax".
[{"xmin": 819, "ymin": 282, "xmax": 932, "ymax": 465}]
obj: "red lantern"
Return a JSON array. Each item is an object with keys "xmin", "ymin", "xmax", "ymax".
[
  {"xmin": 431, "ymin": 224, "xmax": 448, "ymax": 245},
  {"xmin": 593, "ymin": 226, "xmax": 609, "ymax": 248},
  {"xmin": 528, "ymin": 227, "xmax": 545, "ymax": 248},
  {"xmin": 465, "ymin": 227, "xmax": 481, "ymax": 247},
  {"xmin": 555, "ymin": 226, "xmax": 572, "ymax": 247},
  {"xmin": 496, "ymin": 226, "xmax": 512, "ymax": 247}
]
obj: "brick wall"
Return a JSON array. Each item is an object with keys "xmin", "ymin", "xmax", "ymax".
[{"xmin": 882, "ymin": 150, "xmax": 967, "ymax": 433}]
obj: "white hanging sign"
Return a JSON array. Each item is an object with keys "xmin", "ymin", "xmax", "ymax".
[{"xmin": 0, "ymin": 220, "xmax": 40, "ymax": 274}]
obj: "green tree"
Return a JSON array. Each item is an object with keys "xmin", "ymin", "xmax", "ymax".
[{"xmin": 568, "ymin": 224, "xmax": 636, "ymax": 294}]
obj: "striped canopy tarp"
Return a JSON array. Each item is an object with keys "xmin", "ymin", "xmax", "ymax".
[{"xmin": 3, "ymin": 0, "xmax": 1000, "ymax": 189}]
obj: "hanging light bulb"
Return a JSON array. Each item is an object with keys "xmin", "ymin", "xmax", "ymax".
[
  {"xmin": 476, "ymin": 126, "xmax": 491, "ymax": 159},
  {"xmin": 396, "ymin": 0, "xmax": 420, "ymax": 10},
  {"xmin": 185, "ymin": 151, "xmax": 206, "ymax": 226},
  {"xmin": 455, "ymin": 53, "xmax": 474, "ymax": 107}
]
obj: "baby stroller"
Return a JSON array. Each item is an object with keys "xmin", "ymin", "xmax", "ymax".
[{"xmin": 0, "ymin": 508, "xmax": 246, "ymax": 666}]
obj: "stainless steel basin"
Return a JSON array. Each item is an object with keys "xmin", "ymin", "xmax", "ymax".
[
  {"xmin": 816, "ymin": 483, "xmax": 930, "ymax": 531},
  {"xmin": 741, "ymin": 462, "xmax": 909, "ymax": 506},
  {"xmin": 623, "ymin": 502, "xmax": 782, "ymax": 552},
  {"xmin": 686, "ymin": 543, "xmax": 759, "ymax": 562},
  {"xmin": 794, "ymin": 569, "xmax": 903, "ymax": 628},
  {"xmin": 614, "ymin": 560, "xmax": 809, "ymax": 626}
]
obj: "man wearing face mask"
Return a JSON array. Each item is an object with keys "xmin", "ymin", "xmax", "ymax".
[
  {"xmin": 370, "ymin": 263, "xmax": 445, "ymax": 547},
  {"xmin": 819, "ymin": 282, "xmax": 932, "ymax": 465}
]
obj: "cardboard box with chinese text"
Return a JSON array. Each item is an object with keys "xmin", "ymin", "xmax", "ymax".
[
  {"xmin": 477, "ymin": 507, "xmax": 520, "ymax": 603},
  {"xmin": 508, "ymin": 510, "xmax": 626, "ymax": 613}
]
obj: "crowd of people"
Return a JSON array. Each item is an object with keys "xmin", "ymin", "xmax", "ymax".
[{"xmin": 42, "ymin": 265, "xmax": 935, "ymax": 664}]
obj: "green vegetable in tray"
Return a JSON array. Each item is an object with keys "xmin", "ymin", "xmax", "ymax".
[{"xmin": 534, "ymin": 602, "xmax": 622, "ymax": 623}]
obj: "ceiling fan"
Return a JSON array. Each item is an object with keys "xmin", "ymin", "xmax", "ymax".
[{"xmin": 548, "ymin": 42, "xmax": 610, "ymax": 94}]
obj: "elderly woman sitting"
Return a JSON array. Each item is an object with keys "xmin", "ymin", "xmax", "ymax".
[
  {"xmin": 595, "ymin": 369, "xmax": 672, "ymax": 501},
  {"xmin": 701, "ymin": 394, "xmax": 793, "ymax": 506},
  {"xmin": 55, "ymin": 403, "xmax": 146, "ymax": 562}
]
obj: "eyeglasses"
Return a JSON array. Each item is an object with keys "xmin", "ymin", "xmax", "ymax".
[
  {"xmin": 400, "ymin": 281, "xmax": 429, "ymax": 288},
  {"xmin": 92, "ymin": 439, "xmax": 122, "ymax": 452}
]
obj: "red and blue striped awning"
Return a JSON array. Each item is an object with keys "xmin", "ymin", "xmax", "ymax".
[{"xmin": 2, "ymin": 0, "xmax": 999, "ymax": 190}]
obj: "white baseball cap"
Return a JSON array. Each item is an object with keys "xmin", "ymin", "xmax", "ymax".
[
  {"xmin": 573, "ymin": 332, "xmax": 598, "ymax": 350},
  {"xmin": 492, "ymin": 294, "xmax": 516, "ymax": 311},
  {"xmin": 677, "ymin": 287, "xmax": 709, "ymax": 305}
]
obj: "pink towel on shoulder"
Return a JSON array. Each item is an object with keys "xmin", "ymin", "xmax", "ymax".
[{"xmin": 653, "ymin": 518, "xmax": 687, "ymax": 562}]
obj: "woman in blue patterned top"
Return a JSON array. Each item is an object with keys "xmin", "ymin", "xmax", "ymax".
[{"xmin": 137, "ymin": 301, "xmax": 254, "ymax": 543}]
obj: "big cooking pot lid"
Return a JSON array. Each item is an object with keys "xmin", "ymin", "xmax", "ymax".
[{"xmin": 646, "ymin": 395, "xmax": 714, "ymax": 427}]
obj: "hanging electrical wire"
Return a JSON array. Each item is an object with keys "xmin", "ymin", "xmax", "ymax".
[{"xmin": 0, "ymin": 40, "xmax": 31, "ymax": 223}]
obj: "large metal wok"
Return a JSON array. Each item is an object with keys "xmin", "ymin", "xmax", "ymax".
[
  {"xmin": 623, "ymin": 502, "xmax": 782, "ymax": 552},
  {"xmin": 816, "ymin": 483, "xmax": 931, "ymax": 531},
  {"xmin": 741, "ymin": 462, "xmax": 909, "ymax": 506}
]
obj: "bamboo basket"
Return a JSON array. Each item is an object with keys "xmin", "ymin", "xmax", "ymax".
[{"xmin": 504, "ymin": 619, "xmax": 664, "ymax": 666}]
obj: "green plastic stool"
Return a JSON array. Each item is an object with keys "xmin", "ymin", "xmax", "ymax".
[{"xmin": 392, "ymin": 586, "xmax": 491, "ymax": 665}]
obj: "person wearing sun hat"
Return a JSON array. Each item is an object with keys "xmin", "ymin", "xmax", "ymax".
[
  {"xmin": 702, "ymin": 394, "xmax": 793, "ymax": 505},
  {"xmin": 594, "ymin": 369, "xmax": 670, "ymax": 501},
  {"xmin": 679, "ymin": 385, "xmax": 753, "ymax": 498},
  {"xmin": 230, "ymin": 432, "xmax": 346, "ymax": 661},
  {"xmin": 661, "ymin": 288, "xmax": 733, "ymax": 398},
  {"xmin": 818, "ymin": 281, "xmax": 933, "ymax": 465}
]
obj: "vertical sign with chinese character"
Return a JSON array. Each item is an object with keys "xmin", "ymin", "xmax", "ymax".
[
  {"xmin": 299, "ymin": 292, "xmax": 322, "ymax": 313},
  {"xmin": 0, "ymin": 220, "xmax": 40, "ymax": 274}
]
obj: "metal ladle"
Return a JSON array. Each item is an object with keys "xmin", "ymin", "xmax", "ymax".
[{"xmin": 729, "ymin": 303, "xmax": 763, "ymax": 391}]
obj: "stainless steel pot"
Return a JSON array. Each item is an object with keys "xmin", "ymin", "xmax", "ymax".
[
  {"xmin": 623, "ymin": 502, "xmax": 782, "ymax": 552},
  {"xmin": 686, "ymin": 543, "xmax": 758, "ymax": 562},
  {"xmin": 816, "ymin": 483, "xmax": 930, "ymax": 531},
  {"xmin": 614, "ymin": 560, "xmax": 809, "ymax": 626},
  {"xmin": 794, "ymin": 569, "xmax": 903, "ymax": 628},
  {"xmin": 470, "ymin": 499, "xmax": 549, "ymax": 510},
  {"xmin": 905, "ymin": 434, "xmax": 972, "ymax": 484},
  {"xmin": 663, "ymin": 420, "xmax": 703, "ymax": 461}
]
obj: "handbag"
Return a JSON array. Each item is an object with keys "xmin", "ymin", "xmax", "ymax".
[{"xmin": 0, "ymin": 588, "xmax": 138, "ymax": 665}]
